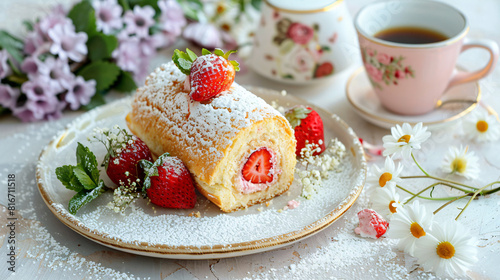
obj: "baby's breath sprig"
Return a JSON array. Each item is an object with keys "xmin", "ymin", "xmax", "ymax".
[
  {"xmin": 88, "ymin": 125, "xmax": 137, "ymax": 168},
  {"xmin": 296, "ymin": 138, "xmax": 346, "ymax": 199},
  {"xmin": 376, "ymin": 122, "xmax": 500, "ymax": 220}
]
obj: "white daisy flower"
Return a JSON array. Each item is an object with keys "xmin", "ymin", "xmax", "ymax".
[
  {"xmin": 441, "ymin": 145, "xmax": 480, "ymax": 179},
  {"xmin": 463, "ymin": 108, "xmax": 500, "ymax": 142},
  {"xmin": 414, "ymin": 221, "xmax": 478, "ymax": 278},
  {"xmin": 382, "ymin": 122, "xmax": 431, "ymax": 159},
  {"xmin": 386, "ymin": 200, "xmax": 433, "ymax": 255},
  {"xmin": 367, "ymin": 156, "xmax": 403, "ymax": 193},
  {"xmin": 370, "ymin": 186, "xmax": 403, "ymax": 220}
]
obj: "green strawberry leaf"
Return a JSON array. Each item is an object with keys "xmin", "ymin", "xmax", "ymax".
[
  {"xmin": 73, "ymin": 165, "xmax": 97, "ymax": 190},
  {"xmin": 186, "ymin": 48, "xmax": 198, "ymax": 61},
  {"xmin": 76, "ymin": 142, "xmax": 100, "ymax": 184},
  {"xmin": 201, "ymin": 48, "xmax": 211, "ymax": 56},
  {"xmin": 56, "ymin": 165, "xmax": 84, "ymax": 192},
  {"xmin": 173, "ymin": 49, "xmax": 194, "ymax": 75},
  {"xmin": 213, "ymin": 48, "xmax": 225, "ymax": 57},
  {"xmin": 285, "ymin": 107, "xmax": 312, "ymax": 128},
  {"xmin": 68, "ymin": 180, "xmax": 107, "ymax": 215},
  {"xmin": 78, "ymin": 61, "xmax": 121, "ymax": 91},
  {"xmin": 113, "ymin": 71, "xmax": 137, "ymax": 93},
  {"xmin": 68, "ymin": 1, "xmax": 97, "ymax": 36},
  {"xmin": 87, "ymin": 33, "xmax": 118, "ymax": 62},
  {"xmin": 230, "ymin": 60, "xmax": 240, "ymax": 72},
  {"xmin": 140, "ymin": 153, "xmax": 170, "ymax": 192}
]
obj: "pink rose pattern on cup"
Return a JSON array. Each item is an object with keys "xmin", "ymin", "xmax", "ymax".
[
  {"xmin": 266, "ymin": 17, "xmax": 336, "ymax": 80},
  {"xmin": 362, "ymin": 47, "xmax": 415, "ymax": 89}
]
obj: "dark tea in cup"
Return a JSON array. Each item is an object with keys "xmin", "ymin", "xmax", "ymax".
[{"xmin": 374, "ymin": 26, "xmax": 448, "ymax": 44}]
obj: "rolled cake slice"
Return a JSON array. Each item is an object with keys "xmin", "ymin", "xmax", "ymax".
[{"xmin": 127, "ymin": 62, "xmax": 296, "ymax": 212}]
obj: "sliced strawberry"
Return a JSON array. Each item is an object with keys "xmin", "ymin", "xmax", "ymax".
[
  {"xmin": 242, "ymin": 148, "xmax": 274, "ymax": 184},
  {"xmin": 141, "ymin": 153, "xmax": 196, "ymax": 209},
  {"xmin": 172, "ymin": 48, "xmax": 240, "ymax": 102},
  {"xmin": 354, "ymin": 209, "xmax": 389, "ymax": 239},
  {"xmin": 285, "ymin": 106, "xmax": 325, "ymax": 157}
]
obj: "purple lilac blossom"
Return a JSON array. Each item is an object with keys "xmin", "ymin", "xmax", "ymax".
[
  {"xmin": 62, "ymin": 76, "xmax": 96, "ymax": 110},
  {"xmin": 44, "ymin": 100, "xmax": 67, "ymax": 120},
  {"xmin": 0, "ymin": 84, "xmax": 20, "ymax": 109},
  {"xmin": 21, "ymin": 56, "xmax": 41, "ymax": 75},
  {"xmin": 48, "ymin": 24, "xmax": 88, "ymax": 62},
  {"xmin": 158, "ymin": 0, "xmax": 186, "ymax": 38},
  {"xmin": 12, "ymin": 102, "xmax": 38, "ymax": 122},
  {"xmin": 38, "ymin": 56, "xmax": 73, "ymax": 92},
  {"xmin": 15, "ymin": 95, "xmax": 59, "ymax": 121},
  {"xmin": 23, "ymin": 32, "xmax": 46, "ymax": 55},
  {"xmin": 92, "ymin": 0, "xmax": 123, "ymax": 34},
  {"xmin": 123, "ymin": 5, "xmax": 155, "ymax": 37},
  {"xmin": 112, "ymin": 35, "xmax": 141, "ymax": 72},
  {"xmin": 36, "ymin": 11, "xmax": 73, "ymax": 41},
  {"xmin": 21, "ymin": 75, "xmax": 57, "ymax": 101},
  {"xmin": 0, "ymin": 49, "xmax": 12, "ymax": 79},
  {"xmin": 183, "ymin": 22, "xmax": 225, "ymax": 49}
]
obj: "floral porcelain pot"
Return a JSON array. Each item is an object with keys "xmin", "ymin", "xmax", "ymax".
[{"xmin": 249, "ymin": 0, "xmax": 357, "ymax": 84}]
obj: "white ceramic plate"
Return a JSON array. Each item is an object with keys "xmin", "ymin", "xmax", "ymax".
[
  {"xmin": 36, "ymin": 87, "xmax": 366, "ymax": 259},
  {"xmin": 346, "ymin": 67, "xmax": 480, "ymax": 129}
]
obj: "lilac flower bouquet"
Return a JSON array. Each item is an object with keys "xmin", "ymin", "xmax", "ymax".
[{"xmin": 0, "ymin": 0, "xmax": 261, "ymax": 122}]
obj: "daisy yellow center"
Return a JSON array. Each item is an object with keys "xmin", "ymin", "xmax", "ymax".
[
  {"xmin": 451, "ymin": 157, "xmax": 467, "ymax": 174},
  {"xmin": 398, "ymin": 135, "xmax": 411, "ymax": 143},
  {"xmin": 379, "ymin": 172, "xmax": 392, "ymax": 187},
  {"xmin": 436, "ymin": 241, "xmax": 455, "ymax": 259},
  {"xmin": 389, "ymin": 200, "xmax": 398, "ymax": 213},
  {"xmin": 476, "ymin": 120, "xmax": 488, "ymax": 133},
  {"xmin": 410, "ymin": 222, "xmax": 426, "ymax": 238}
]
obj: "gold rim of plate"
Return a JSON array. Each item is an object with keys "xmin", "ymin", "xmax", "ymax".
[
  {"xmin": 263, "ymin": 0, "xmax": 343, "ymax": 14},
  {"xmin": 345, "ymin": 67, "xmax": 480, "ymax": 126},
  {"xmin": 36, "ymin": 87, "xmax": 366, "ymax": 258}
]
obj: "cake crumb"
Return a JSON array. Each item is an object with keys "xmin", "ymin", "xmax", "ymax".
[
  {"xmin": 257, "ymin": 207, "xmax": 263, "ymax": 212},
  {"xmin": 189, "ymin": 211, "xmax": 201, "ymax": 218},
  {"xmin": 266, "ymin": 200, "xmax": 273, "ymax": 207}
]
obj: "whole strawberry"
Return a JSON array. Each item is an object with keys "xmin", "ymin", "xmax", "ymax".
[
  {"xmin": 91, "ymin": 126, "xmax": 153, "ymax": 187},
  {"xmin": 172, "ymin": 48, "xmax": 240, "ymax": 101},
  {"xmin": 285, "ymin": 106, "xmax": 326, "ymax": 157},
  {"xmin": 140, "ymin": 153, "xmax": 196, "ymax": 209}
]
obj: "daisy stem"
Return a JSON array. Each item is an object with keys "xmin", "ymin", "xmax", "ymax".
[
  {"xmin": 396, "ymin": 185, "xmax": 467, "ymax": 201},
  {"xmin": 455, "ymin": 181, "xmax": 500, "ymax": 220},
  {"xmin": 482, "ymin": 182, "xmax": 500, "ymax": 195},
  {"xmin": 411, "ymin": 152, "xmax": 430, "ymax": 177},
  {"xmin": 404, "ymin": 182, "xmax": 475, "ymax": 204},
  {"xmin": 433, "ymin": 194, "xmax": 470, "ymax": 215},
  {"xmin": 400, "ymin": 175, "xmax": 480, "ymax": 190}
]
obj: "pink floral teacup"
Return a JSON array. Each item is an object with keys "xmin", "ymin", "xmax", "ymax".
[
  {"xmin": 355, "ymin": 0, "xmax": 499, "ymax": 115},
  {"xmin": 250, "ymin": 0, "xmax": 358, "ymax": 84}
]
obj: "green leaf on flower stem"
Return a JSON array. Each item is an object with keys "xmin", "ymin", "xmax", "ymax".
[
  {"xmin": 251, "ymin": 0, "xmax": 262, "ymax": 10},
  {"xmin": 87, "ymin": 34, "xmax": 118, "ymax": 62},
  {"xmin": 177, "ymin": 0, "xmax": 202, "ymax": 21},
  {"xmin": 82, "ymin": 91, "xmax": 106, "ymax": 110},
  {"xmin": 68, "ymin": 181, "xmax": 106, "ymax": 215},
  {"xmin": 68, "ymin": 1, "xmax": 97, "ymax": 36},
  {"xmin": 128, "ymin": 0, "xmax": 160, "ymax": 13},
  {"xmin": 0, "ymin": 31, "xmax": 24, "ymax": 63},
  {"xmin": 113, "ymin": 71, "xmax": 137, "ymax": 93},
  {"xmin": 78, "ymin": 61, "xmax": 121, "ymax": 91}
]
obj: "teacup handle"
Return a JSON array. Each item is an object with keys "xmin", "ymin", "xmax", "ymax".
[{"xmin": 447, "ymin": 38, "xmax": 499, "ymax": 90}]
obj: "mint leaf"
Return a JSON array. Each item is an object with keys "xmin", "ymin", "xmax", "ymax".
[
  {"xmin": 78, "ymin": 61, "xmax": 121, "ymax": 91},
  {"xmin": 68, "ymin": 181, "xmax": 107, "ymax": 214},
  {"xmin": 0, "ymin": 31, "xmax": 24, "ymax": 63},
  {"xmin": 76, "ymin": 142, "xmax": 100, "ymax": 184},
  {"xmin": 56, "ymin": 165, "xmax": 84, "ymax": 192},
  {"xmin": 68, "ymin": 1, "xmax": 97, "ymax": 36},
  {"xmin": 87, "ymin": 34, "xmax": 118, "ymax": 62},
  {"xmin": 172, "ymin": 49, "xmax": 193, "ymax": 75},
  {"xmin": 113, "ymin": 71, "xmax": 137, "ymax": 93},
  {"xmin": 73, "ymin": 166, "xmax": 97, "ymax": 190}
]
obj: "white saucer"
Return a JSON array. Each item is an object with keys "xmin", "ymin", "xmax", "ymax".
[{"xmin": 346, "ymin": 67, "xmax": 480, "ymax": 129}]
